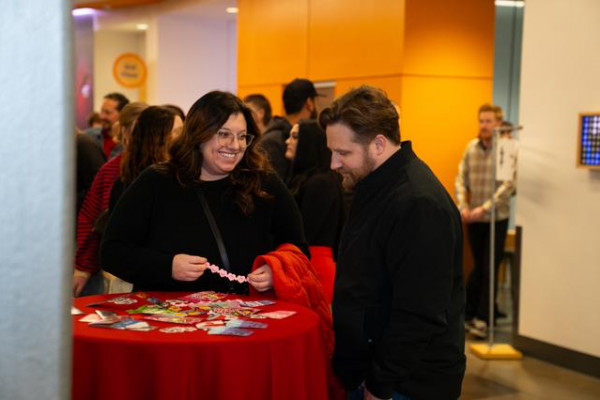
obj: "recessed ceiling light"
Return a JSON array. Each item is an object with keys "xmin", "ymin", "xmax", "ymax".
[
  {"xmin": 226, "ymin": 7, "xmax": 239, "ymax": 14},
  {"xmin": 72, "ymin": 8, "xmax": 96, "ymax": 17},
  {"xmin": 495, "ymin": 0, "xmax": 525, "ymax": 7},
  {"xmin": 136, "ymin": 23, "xmax": 148, "ymax": 30}
]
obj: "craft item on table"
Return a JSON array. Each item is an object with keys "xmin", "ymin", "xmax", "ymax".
[
  {"xmin": 259, "ymin": 310, "xmax": 297, "ymax": 319},
  {"xmin": 159, "ymin": 326, "xmax": 197, "ymax": 333},
  {"xmin": 196, "ymin": 320, "xmax": 226, "ymax": 330},
  {"xmin": 206, "ymin": 263, "xmax": 249, "ymax": 284},
  {"xmin": 143, "ymin": 315, "xmax": 205, "ymax": 325},
  {"xmin": 87, "ymin": 292, "xmax": 162, "ymax": 310},
  {"xmin": 126, "ymin": 304, "xmax": 188, "ymax": 316},
  {"xmin": 209, "ymin": 307, "xmax": 259, "ymax": 318},
  {"xmin": 79, "ymin": 314, "xmax": 102, "ymax": 323},
  {"xmin": 106, "ymin": 320, "xmax": 155, "ymax": 331},
  {"xmin": 89, "ymin": 315, "xmax": 132, "ymax": 327},
  {"xmin": 71, "ymin": 306, "xmax": 84, "ymax": 315},
  {"xmin": 226, "ymin": 319, "xmax": 268, "ymax": 329},
  {"xmin": 207, "ymin": 326, "xmax": 254, "ymax": 336},
  {"xmin": 239, "ymin": 300, "xmax": 276, "ymax": 307},
  {"xmin": 180, "ymin": 291, "xmax": 228, "ymax": 302}
]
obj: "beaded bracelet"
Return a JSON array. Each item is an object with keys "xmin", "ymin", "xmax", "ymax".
[{"xmin": 206, "ymin": 263, "xmax": 249, "ymax": 284}]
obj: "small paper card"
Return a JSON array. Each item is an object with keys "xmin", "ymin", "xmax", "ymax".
[
  {"xmin": 207, "ymin": 327, "xmax": 253, "ymax": 336},
  {"xmin": 226, "ymin": 319, "xmax": 268, "ymax": 329},
  {"xmin": 195, "ymin": 320, "xmax": 225, "ymax": 330},
  {"xmin": 79, "ymin": 314, "xmax": 101, "ymax": 323},
  {"xmin": 239, "ymin": 300, "xmax": 276, "ymax": 307},
  {"xmin": 143, "ymin": 315, "xmax": 205, "ymax": 325},
  {"xmin": 180, "ymin": 291, "xmax": 227, "ymax": 302},
  {"xmin": 159, "ymin": 326, "xmax": 197, "ymax": 333},
  {"xmin": 260, "ymin": 311, "xmax": 297, "ymax": 319},
  {"xmin": 71, "ymin": 306, "xmax": 84, "ymax": 315}
]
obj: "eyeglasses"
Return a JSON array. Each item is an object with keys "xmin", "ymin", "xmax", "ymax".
[{"xmin": 216, "ymin": 131, "xmax": 255, "ymax": 147}]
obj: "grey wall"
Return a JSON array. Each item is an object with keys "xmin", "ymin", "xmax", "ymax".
[{"xmin": 0, "ymin": 1, "xmax": 73, "ymax": 399}]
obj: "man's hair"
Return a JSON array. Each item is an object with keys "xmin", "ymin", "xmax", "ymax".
[
  {"xmin": 243, "ymin": 94, "xmax": 272, "ymax": 126},
  {"xmin": 478, "ymin": 103, "xmax": 503, "ymax": 121},
  {"xmin": 104, "ymin": 92, "xmax": 130, "ymax": 112},
  {"xmin": 319, "ymin": 85, "xmax": 400, "ymax": 146},
  {"xmin": 282, "ymin": 78, "xmax": 318, "ymax": 115}
]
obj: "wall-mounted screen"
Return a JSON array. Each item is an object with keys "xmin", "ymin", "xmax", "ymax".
[{"xmin": 577, "ymin": 113, "xmax": 600, "ymax": 169}]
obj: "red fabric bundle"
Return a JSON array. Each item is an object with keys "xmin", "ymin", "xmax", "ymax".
[{"xmin": 251, "ymin": 243, "xmax": 346, "ymax": 400}]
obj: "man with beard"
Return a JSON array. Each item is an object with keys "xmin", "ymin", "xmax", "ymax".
[
  {"xmin": 259, "ymin": 78, "xmax": 320, "ymax": 180},
  {"xmin": 320, "ymin": 86, "xmax": 465, "ymax": 400},
  {"xmin": 94, "ymin": 92, "xmax": 130, "ymax": 158},
  {"xmin": 455, "ymin": 104, "xmax": 515, "ymax": 339}
]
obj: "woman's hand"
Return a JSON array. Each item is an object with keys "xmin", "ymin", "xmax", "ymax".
[
  {"xmin": 72, "ymin": 276, "xmax": 88, "ymax": 297},
  {"xmin": 248, "ymin": 264, "xmax": 274, "ymax": 292},
  {"xmin": 172, "ymin": 254, "xmax": 208, "ymax": 281}
]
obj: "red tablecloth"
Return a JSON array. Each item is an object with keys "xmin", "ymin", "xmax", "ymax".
[{"xmin": 72, "ymin": 292, "xmax": 329, "ymax": 400}]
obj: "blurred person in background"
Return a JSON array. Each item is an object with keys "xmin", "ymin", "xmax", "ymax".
[{"xmin": 285, "ymin": 120, "xmax": 345, "ymax": 303}]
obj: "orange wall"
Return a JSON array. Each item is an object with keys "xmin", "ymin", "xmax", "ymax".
[{"xmin": 237, "ymin": 0, "xmax": 495, "ymax": 193}]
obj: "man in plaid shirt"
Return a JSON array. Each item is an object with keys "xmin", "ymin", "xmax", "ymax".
[{"xmin": 455, "ymin": 104, "xmax": 515, "ymax": 339}]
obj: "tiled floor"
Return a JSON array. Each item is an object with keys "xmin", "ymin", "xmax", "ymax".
[{"xmin": 461, "ymin": 283, "xmax": 600, "ymax": 399}]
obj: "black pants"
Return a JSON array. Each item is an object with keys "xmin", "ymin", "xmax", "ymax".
[{"xmin": 465, "ymin": 219, "xmax": 509, "ymax": 322}]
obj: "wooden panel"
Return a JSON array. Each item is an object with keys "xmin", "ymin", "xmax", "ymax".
[
  {"xmin": 238, "ymin": 0, "xmax": 308, "ymax": 86},
  {"xmin": 237, "ymin": 84, "xmax": 284, "ymax": 117},
  {"xmin": 308, "ymin": 0, "xmax": 404, "ymax": 81},
  {"xmin": 400, "ymin": 75, "xmax": 493, "ymax": 194},
  {"xmin": 403, "ymin": 0, "xmax": 494, "ymax": 78},
  {"xmin": 74, "ymin": 0, "xmax": 163, "ymax": 9}
]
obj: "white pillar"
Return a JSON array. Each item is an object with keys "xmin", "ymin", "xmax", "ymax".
[{"xmin": 0, "ymin": 1, "xmax": 73, "ymax": 399}]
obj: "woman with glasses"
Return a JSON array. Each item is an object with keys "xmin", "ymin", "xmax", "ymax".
[{"xmin": 100, "ymin": 91, "xmax": 310, "ymax": 295}]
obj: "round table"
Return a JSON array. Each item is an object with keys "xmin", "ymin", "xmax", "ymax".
[{"xmin": 72, "ymin": 292, "xmax": 329, "ymax": 400}]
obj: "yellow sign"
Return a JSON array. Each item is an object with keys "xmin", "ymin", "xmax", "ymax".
[{"xmin": 113, "ymin": 53, "xmax": 147, "ymax": 88}]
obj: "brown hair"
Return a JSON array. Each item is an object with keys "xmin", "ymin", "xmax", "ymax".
[
  {"xmin": 117, "ymin": 102, "xmax": 148, "ymax": 143},
  {"xmin": 120, "ymin": 106, "xmax": 174, "ymax": 184},
  {"xmin": 166, "ymin": 91, "xmax": 272, "ymax": 215},
  {"xmin": 478, "ymin": 103, "xmax": 503, "ymax": 121},
  {"xmin": 319, "ymin": 85, "xmax": 400, "ymax": 145}
]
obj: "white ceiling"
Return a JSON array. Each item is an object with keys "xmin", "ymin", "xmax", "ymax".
[{"xmin": 87, "ymin": 0, "xmax": 237, "ymax": 32}]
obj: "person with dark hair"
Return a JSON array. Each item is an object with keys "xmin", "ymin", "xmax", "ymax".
[
  {"xmin": 285, "ymin": 120, "xmax": 345, "ymax": 303},
  {"xmin": 73, "ymin": 102, "xmax": 148, "ymax": 297},
  {"xmin": 243, "ymin": 94, "xmax": 272, "ymax": 135},
  {"xmin": 87, "ymin": 112, "xmax": 102, "ymax": 128},
  {"xmin": 320, "ymin": 86, "xmax": 465, "ymax": 400},
  {"xmin": 101, "ymin": 91, "xmax": 323, "ymax": 297},
  {"xmin": 109, "ymin": 106, "xmax": 179, "ymax": 209},
  {"xmin": 162, "ymin": 104, "xmax": 186, "ymax": 122},
  {"xmin": 259, "ymin": 78, "xmax": 320, "ymax": 180},
  {"xmin": 75, "ymin": 130, "xmax": 106, "ymax": 213},
  {"xmin": 95, "ymin": 92, "xmax": 130, "ymax": 158}
]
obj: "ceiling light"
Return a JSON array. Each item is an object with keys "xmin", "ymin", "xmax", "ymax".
[
  {"xmin": 72, "ymin": 8, "xmax": 96, "ymax": 16},
  {"xmin": 226, "ymin": 7, "xmax": 239, "ymax": 14},
  {"xmin": 137, "ymin": 23, "xmax": 148, "ymax": 30},
  {"xmin": 495, "ymin": 0, "xmax": 525, "ymax": 7}
]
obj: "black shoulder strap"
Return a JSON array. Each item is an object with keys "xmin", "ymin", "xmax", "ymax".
[{"xmin": 194, "ymin": 186, "xmax": 231, "ymax": 272}]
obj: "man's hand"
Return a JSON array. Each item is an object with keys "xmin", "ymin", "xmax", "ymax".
[
  {"xmin": 460, "ymin": 208, "xmax": 471, "ymax": 223},
  {"xmin": 172, "ymin": 254, "xmax": 208, "ymax": 281},
  {"xmin": 248, "ymin": 264, "xmax": 273, "ymax": 292},
  {"xmin": 469, "ymin": 206, "xmax": 486, "ymax": 221}
]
